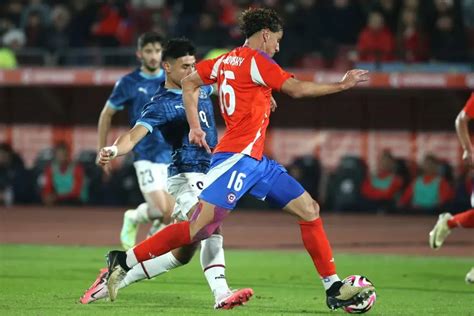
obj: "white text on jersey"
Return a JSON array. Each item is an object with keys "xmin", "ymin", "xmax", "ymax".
[{"xmin": 222, "ymin": 56, "xmax": 244, "ymax": 67}]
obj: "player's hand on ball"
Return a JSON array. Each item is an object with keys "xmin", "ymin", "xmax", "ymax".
[
  {"xmin": 98, "ymin": 146, "xmax": 118, "ymax": 166},
  {"xmin": 340, "ymin": 69, "xmax": 369, "ymax": 89},
  {"xmin": 189, "ymin": 127, "xmax": 211, "ymax": 153}
]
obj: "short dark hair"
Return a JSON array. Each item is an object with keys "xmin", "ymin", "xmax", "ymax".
[
  {"xmin": 162, "ymin": 38, "xmax": 195, "ymax": 61},
  {"xmin": 239, "ymin": 8, "xmax": 283, "ymax": 38},
  {"xmin": 137, "ymin": 32, "xmax": 163, "ymax": 50}
]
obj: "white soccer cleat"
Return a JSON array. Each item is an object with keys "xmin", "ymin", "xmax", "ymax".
[
  {"xmin": 106, "ymin": 251, "xmax": 128, "ymax": 302},
  {"xmin": 429, "ymin": 212, "xmax": 453, "ymax": 249},
  {"xmin": 466, "ymin": 268, "xmax": 474, "ymax": 284}
]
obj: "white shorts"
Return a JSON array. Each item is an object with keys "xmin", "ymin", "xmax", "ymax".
[
  {"xmin": 133, "ymin": 160, "xmax": 168, "ymax": 194},
  {"xmin": 471, "ymin": 191, "xmax": 474, "ymax": 208},
  {"xmin": 167, "ymin": 172, "xmax": 205, "ymax": 221}
]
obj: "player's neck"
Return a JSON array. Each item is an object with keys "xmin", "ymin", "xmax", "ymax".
[
  {"xmin": 140, "ymin": 65, "xmax": 161, "ymax": 76},
  {"xmin": 243, "ymin": 37, "xmax": 265, "ymax": 52},
  {"xmin": 164, "ymin": 79, "xmax": 181, "ymax": 91}
]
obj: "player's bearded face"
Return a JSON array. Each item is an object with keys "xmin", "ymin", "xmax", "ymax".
[
  {"xmin": 263, "ymin": 30, "xmax": 283, "ymax": 57},
  {"xmin": 138, "ymin": 42, "xmax": 163, "ymax": 72}
]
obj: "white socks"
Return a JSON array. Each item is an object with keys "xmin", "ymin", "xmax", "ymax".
[
  {"xmin": 200, "ymin": 234, "xmax": 230, "ymax": 300},
  {"xmin": 120, "ymin": 234, "xmax": 230, "ymax": 302},
  {"xmin": 120, "ymin": 252, "xmax": 182, "ymax": 288},
  {"xmin": 322, "ymin": 274, "xmax": 341, "ymax": 290}
]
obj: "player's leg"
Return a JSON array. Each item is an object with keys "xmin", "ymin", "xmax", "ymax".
[
  {"xmin": 429, "ymin": 209, "xmax": 474, "ymax": 249},
  {"xmin": 120, "ymin": 161, "xmax": 174, "ymax": 249},
  {"xmin": 108, "ymin": 204, "xmax": 229, "ymax": 300},
  {"xmin": 261, "ymin": 169, "xmax": 374, "ymax": 310},
  {"xmin": 200, "ymin": 227, "xmax": 253, "ymax": 309},
  {"xmin": 106, "ymin": 154, "xmax": 259, "ymax": 300}
]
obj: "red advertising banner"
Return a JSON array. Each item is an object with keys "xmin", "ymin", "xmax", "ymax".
[{"xmin": 0, "ymin": 68, "xmax": 473, "ymax": 89}]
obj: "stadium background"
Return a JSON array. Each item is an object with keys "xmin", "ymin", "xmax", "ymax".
[{"xmin": 0, "ymin": 0, "xmax": 473, "ymax": 315}]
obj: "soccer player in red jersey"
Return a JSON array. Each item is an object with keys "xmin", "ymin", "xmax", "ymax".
[
  {"xmin": 429, "ymin": 93, "xmax": 474, "ymax": 283},
  {"xmin": 104, "ymin": 8, "xmax": 373, "ymax": 310}
]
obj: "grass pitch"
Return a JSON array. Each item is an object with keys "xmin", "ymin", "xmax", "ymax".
[{"xmin": 0, "ymin": 244, "xmax": 473, "ymax": 315}]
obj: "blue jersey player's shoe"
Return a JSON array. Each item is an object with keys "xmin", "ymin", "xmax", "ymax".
[
  {"xmin": 79, "ymin": 268, "xmax": 109, "ymax": 304},
  {"xmin": 120, "ymin": 209, "xmax": 139, "ymax": 250}
]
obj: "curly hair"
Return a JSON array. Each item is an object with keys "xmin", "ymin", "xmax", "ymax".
[{"xmin": 239, "ymin": 8, "xmax": 283, "ymax": 38}]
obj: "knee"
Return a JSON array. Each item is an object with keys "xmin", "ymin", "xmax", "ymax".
[
  {"xmin": 299, "ymin": 199, "xmax": 320, "ymax": 221},
  {"xmin": 189, "ymin": 219, "xmax": 214, "ymax": 241},
  {"xmin": 173, "ymin": 246, "xmax": 197, "ymax": 265}
]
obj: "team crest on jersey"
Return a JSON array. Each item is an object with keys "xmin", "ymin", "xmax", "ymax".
[
  {"xmin": 227, "ymin": 193, "xmax": 236, "ymax": 204},
  {"xmin": 199, "ymin": 89, "xmax": 207, "ymax": 99}
]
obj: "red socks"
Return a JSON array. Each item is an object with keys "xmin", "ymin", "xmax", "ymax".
[
  {"xmin": 447, "ymin": 209, "xmax": 474, "ymax": 229},
  {"xmin": 299, "ymin": 217, "xmax": 336, "ymax": 277},
  {"xmin": 133, "ymin": 221, "xmax": 191, "ymax": 262}
]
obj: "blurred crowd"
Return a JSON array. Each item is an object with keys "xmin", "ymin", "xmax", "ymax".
[
  {"xmin": 0, "ymin": 0, "xmax": 473, "ymax": 68},
  {"xmin": 1, "ymin": 142, "xmax": 470, "ymax": 215}
]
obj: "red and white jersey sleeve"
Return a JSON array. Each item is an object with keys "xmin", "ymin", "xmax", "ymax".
[
  {"xmin": 249, "ymin": 50, "xmax": 293, "ymax": 91},
  {"xmin": 196, "ymin": 55, "xmax": 223, "ymax": 85},
  {"xmin": 195, "ymin": 47, "xmax": 293, "ymax": 160},
  {"xmin": 462, "ymin": 92, "xmax": 474, "ymax": 118}
]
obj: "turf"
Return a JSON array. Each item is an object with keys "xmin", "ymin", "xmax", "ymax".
[{"xmin": 0, "ymin": 244, "xmax": 473, "ymax": 315}]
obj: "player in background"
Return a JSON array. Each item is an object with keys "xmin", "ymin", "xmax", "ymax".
[
  {"xmin": 103, "ymin": 8, "xmax": 373, "ymax": 311},
  {"xmin": 84, "ymin": 38, "xmax": 252, "ymax": 309},
  {"xmin": 97, "ymin": 32, "xmax": 174, "ymax": 249},
  {"xmin": 429, "ymin": 92, "xmax": 474, "ymax": 284}
]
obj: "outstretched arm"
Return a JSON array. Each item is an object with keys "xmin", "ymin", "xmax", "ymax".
[
  {"xmin": 455, "ymin": 110, "xmax": 473, "ymax": 168},
  {"xmin": 97, "ymin": 125, "xmax": 148, "ymax": 166},
  {"xmin": 281, "ymin": 69, "xmax": 369, "ymax": 98},
  {"xmin": 182, "ymin": 71, "xmax": 211, "ymax": 153}
]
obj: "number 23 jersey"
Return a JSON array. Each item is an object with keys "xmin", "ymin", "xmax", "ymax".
[{"xmin": 196, "ymin": 46, "xmax": 293, "ymax": 160}]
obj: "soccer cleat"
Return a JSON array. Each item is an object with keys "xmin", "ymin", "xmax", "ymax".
[
  {"xmin": 214, "ymin": 288, "xmax": 254, "ymax": 310},
  {"xmin": 147, "ymin": 219, "xmax": 166, "ymax": 238},
  {"xmin": 466, "ymin": 267, "xmax": 474, "ymax": 284},
  {"xmin": 120, "ymin": 210, "xmax": 138, "ymax": 250},
  {"xmin": 106, "ymin": 250, "xmax": 129, "ymax": 302},
  {"xmin": 79, "ymin": 268, "xmax": 109, "ymax": 304},
  {"xmin": 326, "ymin": 281, "xmax": 375, "ymax": 310},
  {"xmin": 429, "ymin": 212, "xmax": 453, "ymax": 249}
]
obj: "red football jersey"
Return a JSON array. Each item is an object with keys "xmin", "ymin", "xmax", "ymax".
[
  {"xmin": 462, "ymin": 92, "xmax": 474, "ymax": 118},
  {"xmin": 196, "ymin": 46, "xmax": 293, "ymax": 160}
]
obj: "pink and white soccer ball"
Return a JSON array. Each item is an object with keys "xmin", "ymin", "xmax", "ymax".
[{"xmin": 342, "ymin": 275, "xmax": 376, "ymax": 314}]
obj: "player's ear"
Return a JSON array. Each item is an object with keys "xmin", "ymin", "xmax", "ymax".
[
  {"xmin": 162, "ymin": 60, "xmax": 171, "ymax": 72},
  {"xmin": 262, "ymin": 30, "xmax": 268, "ymax": 42},
  {"xmin": 136, "ymin": 49, "xmax": 142, "ymax": 61}
]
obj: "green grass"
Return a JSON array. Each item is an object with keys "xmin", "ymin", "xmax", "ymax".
[{"xmin": 0, "ymin": 244, "xmax": 473, "ymax": 315}]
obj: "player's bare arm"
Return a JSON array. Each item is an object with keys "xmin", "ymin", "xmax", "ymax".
[
  {"xmin": 455, "ymin": 110, "xmax": 473, "ymax": 168},
  {"xmin": 182, "ymin": 71, "xmax": 211, "ymax": 153},
  {"xmin": 98, "ymin": 124, "xmax": 148, "ymax": 165},
  {"xmin": 96, "ymin": 105, "xmax": 117, "ymax": 172},
  {"xmin": 281, "ymin": 69, "xmax": 369, "ymax": 98}
]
